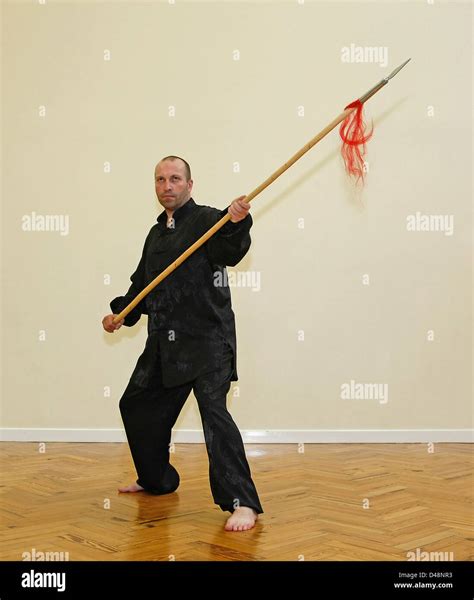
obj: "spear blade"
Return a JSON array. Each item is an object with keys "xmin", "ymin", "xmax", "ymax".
[
  {"xmin": 387, "ymin": 58, "xmax": 411, "ymax": 80},
  {"xmin": 359, "ymin": 58, "xmax": 411, "ymax": 103}
]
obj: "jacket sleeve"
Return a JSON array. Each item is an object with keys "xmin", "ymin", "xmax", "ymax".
[
  {"xmin": 109, "ymin": 239, "xmax": 149, "ymax": 327},
  {"xmin": 205, "ymin": 207, "xmax": 253, "ymax": 267}
]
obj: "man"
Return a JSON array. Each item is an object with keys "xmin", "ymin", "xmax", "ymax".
[{"xmin": 102, "ymin": 156, "xmax": 263, "ymax": 531}]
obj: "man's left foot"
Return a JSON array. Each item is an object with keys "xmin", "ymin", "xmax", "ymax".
[{"xmin": 224, "ymin": 507, "xmax": 258, "ymax": 531}]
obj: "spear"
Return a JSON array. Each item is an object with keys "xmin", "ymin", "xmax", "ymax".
[{"xmin": 113, "ymin": 58, "xmax": 411, "ymax": 324}]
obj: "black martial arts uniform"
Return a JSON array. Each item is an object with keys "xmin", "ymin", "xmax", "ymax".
[{"xmin": 110, "ymin": 198, "xmax": 263, "ymax": 515}]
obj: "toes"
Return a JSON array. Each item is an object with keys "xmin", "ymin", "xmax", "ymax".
[{"xmin": 225, "ymin": 517, "xmax": 257, "ymax": 531}]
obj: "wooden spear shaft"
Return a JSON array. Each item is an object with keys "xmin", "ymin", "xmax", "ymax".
[
  {"xmin": 112, "ymin": 107, "xmax": 353, "ymax": 324},
  {"xmin": 112, "ymin": 59, "xmax": 410, "ymax": 324}
]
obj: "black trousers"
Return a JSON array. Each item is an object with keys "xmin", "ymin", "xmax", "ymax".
[{"xmin": 119, "ymin": 342, "xmax": 263, "ymax": 515}]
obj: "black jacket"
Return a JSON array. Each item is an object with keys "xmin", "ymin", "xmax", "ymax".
[{"xmin": 110, "ymin": 198, "xmax": 252, "ymax": 388}]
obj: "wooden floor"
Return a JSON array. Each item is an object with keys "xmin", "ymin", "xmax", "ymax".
[{"xmin": 0, "ymin": 442, "xmax": 472, "ymax": 561}]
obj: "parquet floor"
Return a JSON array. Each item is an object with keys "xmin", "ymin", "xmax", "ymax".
[{"xmin": 0, "ymin": 442, "xmax": 472, "ymax": 561}]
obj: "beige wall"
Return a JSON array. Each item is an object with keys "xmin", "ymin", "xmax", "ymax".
[{"xmin": 2, "ymin": 0, "xmax": 472, "ymax": 440}]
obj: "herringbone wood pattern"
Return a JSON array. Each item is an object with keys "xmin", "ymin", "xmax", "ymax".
[{"xmin": 0, "ymin": 442, "xmax": 472, "ymax": 561}]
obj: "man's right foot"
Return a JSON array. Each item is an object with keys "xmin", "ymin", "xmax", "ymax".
[{"xmin": 118, "ymin": 483, "xmax": 144, "ymax": 493}]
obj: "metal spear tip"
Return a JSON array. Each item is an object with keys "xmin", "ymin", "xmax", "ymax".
[{"xmin": 387, "ymin": 58, "xmax": 411, "ymax": 80}]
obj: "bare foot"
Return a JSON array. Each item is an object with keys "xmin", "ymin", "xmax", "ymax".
[
  {"xmin": 224, "ymin": 507, "xmax": 258, "ymax": 532},
  {"xmin": 118, "ymin": 483, "xmax": 144, "ymax": 493}
]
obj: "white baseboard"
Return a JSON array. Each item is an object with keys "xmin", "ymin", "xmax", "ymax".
[{"xmin": 0, "ymin": 428, "xmax": 472, "ymax": 443}]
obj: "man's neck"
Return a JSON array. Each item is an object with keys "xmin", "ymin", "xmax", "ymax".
[{"xmin": 165, "ymin": 197, "xmax": 191, "ymax": 219}]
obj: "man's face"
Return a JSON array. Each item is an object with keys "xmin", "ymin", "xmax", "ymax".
[{"xmin": 154, "ymin": 159, "xmax": 193, "ymax": 214}]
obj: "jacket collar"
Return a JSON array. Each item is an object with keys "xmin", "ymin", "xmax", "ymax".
[{"xmin": 157, "ymin": 198, "xmax": 196, "ymax": 225}]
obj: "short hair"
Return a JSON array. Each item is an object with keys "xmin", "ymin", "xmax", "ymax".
[{"xmin": 159, "ymin": 155, "xmax": 192, "ymax": 181}]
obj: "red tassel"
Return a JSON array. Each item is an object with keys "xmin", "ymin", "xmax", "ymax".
[{"xmin": 339, "ymin": 99, "xmax": 373, "ymax": 183}]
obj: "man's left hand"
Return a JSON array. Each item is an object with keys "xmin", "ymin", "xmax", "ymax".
[{"xmin": 228, "ymin": 195, "xmax": 250, "ymax": 223}]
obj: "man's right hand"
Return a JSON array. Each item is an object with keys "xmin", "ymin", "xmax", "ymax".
[{"xmin": 102, "ymin": 314, "xmax": 124, "ymax": 333}]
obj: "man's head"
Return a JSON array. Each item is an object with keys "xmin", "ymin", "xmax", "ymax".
[{"xmin": 154, "ymin": 156, "xmax": 193, "ymax": 215}]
